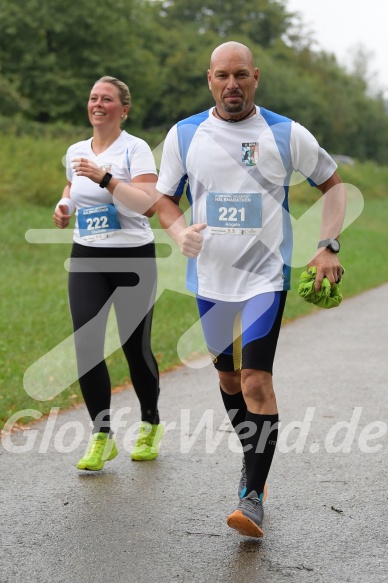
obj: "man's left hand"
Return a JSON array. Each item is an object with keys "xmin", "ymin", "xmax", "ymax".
[{"xmin": 308, "ymin": 248, "xmax": 343, "ymax": 290}]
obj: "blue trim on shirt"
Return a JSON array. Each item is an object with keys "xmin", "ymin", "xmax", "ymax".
[
  {"xmin": 259, "ymin": 107, "xmax": 292, "ymax": 173},
  {"xmin": 280, "ymin": 185, "xmax": 292, "ymax": 289},
  {"xmin": 260, "ymin": 107, "xmax": 293, "ymax": 290},
  {"xmin": 174, "ymin": 174, "xmax": 188, "ymax": 197},
  {"xmin": 176, "ymin": 110, "xmax": 209, "ymax": 295},
  {"xmin": 177, "ymin": 110, "xmax": 210, "ymax": 173}
]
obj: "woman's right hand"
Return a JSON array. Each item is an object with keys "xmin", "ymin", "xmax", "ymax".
[{"xmin": 53, "ymin": 203, "xmax": 72, "ymax": 229}]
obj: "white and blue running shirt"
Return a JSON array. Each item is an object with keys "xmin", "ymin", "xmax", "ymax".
[{"xmin": 156, "ymin": 106, "xmax": 337, "ymax": 301}]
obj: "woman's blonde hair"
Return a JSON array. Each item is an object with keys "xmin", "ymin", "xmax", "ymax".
[{"xmin": 94, "ymin": 76, "xmax": 131, "ymax": 108}]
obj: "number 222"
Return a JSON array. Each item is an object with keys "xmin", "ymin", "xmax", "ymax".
[{"xmin": 86, "ymin": 216, "xmax": 109, "ymax": 230}]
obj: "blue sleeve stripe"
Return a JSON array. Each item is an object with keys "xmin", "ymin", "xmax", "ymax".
[
  {"xmin": 260, "ymin": 107, "xmax": 293, "ymax": 289},
  {"xmin": 174, "ymin": 174, "xmax": 188, "ymax": 197},
  {"xmin": 177, "ymin": 110, "xmax": 209, "ymax": 172},
  {"xmin": 259, "ymin": 107, "xmax": 292, "ymax": 171}
]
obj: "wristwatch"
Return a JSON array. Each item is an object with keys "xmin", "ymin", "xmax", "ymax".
[
  {"xmin": 317, "ymin": 238, "xmax": 340, "ymax": 253},
  {"xmin": 99, "ymin": 172, "xmax": 112, "ymax": 188}
]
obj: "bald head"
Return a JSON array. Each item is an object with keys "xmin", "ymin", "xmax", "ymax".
[{"xmin": 210, "ymin": 42, "xmax": 255, "ymax": 71}]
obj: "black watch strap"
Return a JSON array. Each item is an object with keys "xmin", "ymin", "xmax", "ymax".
[{"xmin": 99, "ymin": 172, "xmax": 112, "ymax": 188}]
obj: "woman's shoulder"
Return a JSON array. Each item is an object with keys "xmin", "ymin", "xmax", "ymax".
[
  {"xmin": 120, "ymin": 130, "xmax": 152, "ymax": 150},
  {"xmin": 67, "ymin": 137, "xmax": 92, "ymax": 156}
]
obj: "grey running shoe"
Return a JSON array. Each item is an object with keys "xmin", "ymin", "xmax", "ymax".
[
  {"xmin": 226, "ymin": 490, "xmax": 264, "ymax": 537},
  {"xmin": 238, "ymin": 457, "xmax": 247, "ymax": 498}
]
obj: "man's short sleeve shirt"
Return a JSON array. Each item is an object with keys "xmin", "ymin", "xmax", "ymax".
[{"xmin": 157, "ymin": 106, "xmax": 337, "ymax": 301}]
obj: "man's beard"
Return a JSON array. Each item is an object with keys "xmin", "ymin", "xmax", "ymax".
[
  {"xmin": 223, "ymin": 102, "xmax": 244, "ymax": 114},
  {"xmin": 221, "ymin": 93, "xmax": 246, "ymax": 114}
]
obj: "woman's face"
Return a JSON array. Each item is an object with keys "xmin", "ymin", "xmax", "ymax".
[{"xmin": 87, "ymin": 82, "xmax": 129, "ymax": 129}]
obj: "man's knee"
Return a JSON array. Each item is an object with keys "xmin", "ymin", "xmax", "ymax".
[
  {"xmin": 219, "ymin": 370, "xmax": 241, "ymax": 395},
  {"xmin": 241, "ymin": 369, "xmax": 273, "ymax": 402}
]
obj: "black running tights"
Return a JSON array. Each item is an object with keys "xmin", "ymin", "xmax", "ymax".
[{"xmin": 68, "ymin": 242, "xmax": 160, "ymax": 433}]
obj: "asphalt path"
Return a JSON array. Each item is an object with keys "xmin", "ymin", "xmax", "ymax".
[{"xmin": 1, "ymin": 285, "xmax": 387, "ymax": 583}]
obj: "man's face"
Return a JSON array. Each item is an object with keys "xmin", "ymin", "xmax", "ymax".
[{"xmin": 207, "ymin": 48, "xmax": 259, "ymax": 116}]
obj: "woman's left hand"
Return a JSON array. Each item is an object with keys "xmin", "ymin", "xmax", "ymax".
[{"xmin": 71, "ymin": 158, "xmax": 106, "ymax": 184}]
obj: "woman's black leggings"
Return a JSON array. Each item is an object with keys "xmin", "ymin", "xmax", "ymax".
[{"xmin": 68, "ymin": 241, "xmax": 160, "ymax": 433}]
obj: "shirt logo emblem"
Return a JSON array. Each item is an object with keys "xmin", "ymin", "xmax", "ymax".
[{"xmin": 242, "ymin": 142, "xmax": 259, "ymax": 166}]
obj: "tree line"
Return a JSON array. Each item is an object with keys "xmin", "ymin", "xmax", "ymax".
[{"xmin": 1, "ymin": 0, "xmax": 387, "ymax": 162}]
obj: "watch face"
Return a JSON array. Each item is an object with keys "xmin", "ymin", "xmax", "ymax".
[{"xmin": 329, "ymin": 239, "xmax": 340, "ymax": 252}]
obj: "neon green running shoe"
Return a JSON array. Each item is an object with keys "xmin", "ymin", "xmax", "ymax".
[
  {"xmin": 77, "ymin": 432, "xmax": 118, "ymax": 471},
  {"xmin": 131, "ymin": 422, "xmax": 164, "ymax": 461}
]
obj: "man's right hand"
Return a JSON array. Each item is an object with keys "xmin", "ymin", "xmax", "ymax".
[
  {"xmin": 53, "ymin": 204, "xmax": 72, "ymax": 229},
  {"xmin": 177, "ymin": 223, "xmax": 207, "ymax": 258}
]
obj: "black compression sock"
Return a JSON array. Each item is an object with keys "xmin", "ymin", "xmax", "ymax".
[
  {"xmin": 220, "ymin": 387, "xmax": 247, "ymax": 443},
  {"xmin": 243, "ymin": 412, "xmax": 279, "ymax": 497}
]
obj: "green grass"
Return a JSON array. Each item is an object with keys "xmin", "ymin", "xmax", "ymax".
[
  {"xmin": 0, "ymin": 129, "xmax": 165, "ymax": 208},
  {"xmin": 283, "ymin": 197, "xmax": 388, "ymax": 321},
  {"xmin": 1, "ymin": 141, "xmax": 388, "ymax": 429}
]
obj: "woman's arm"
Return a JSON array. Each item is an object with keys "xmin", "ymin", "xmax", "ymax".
[
  {"xmin": 53, "ymin": 181, "xmax": 74, "ymax": 229},
  {"xmin": 131, "ymin": 174, "xmax": 158, "ymax": 217},
  {"xmin": 71, "ymin": 158, "xmax": 158, "ymax": 216}
]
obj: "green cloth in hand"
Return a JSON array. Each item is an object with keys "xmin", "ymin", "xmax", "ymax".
[{"xmin": 298, "ymin": 266, "xmax": 343, "ymax": 309}]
